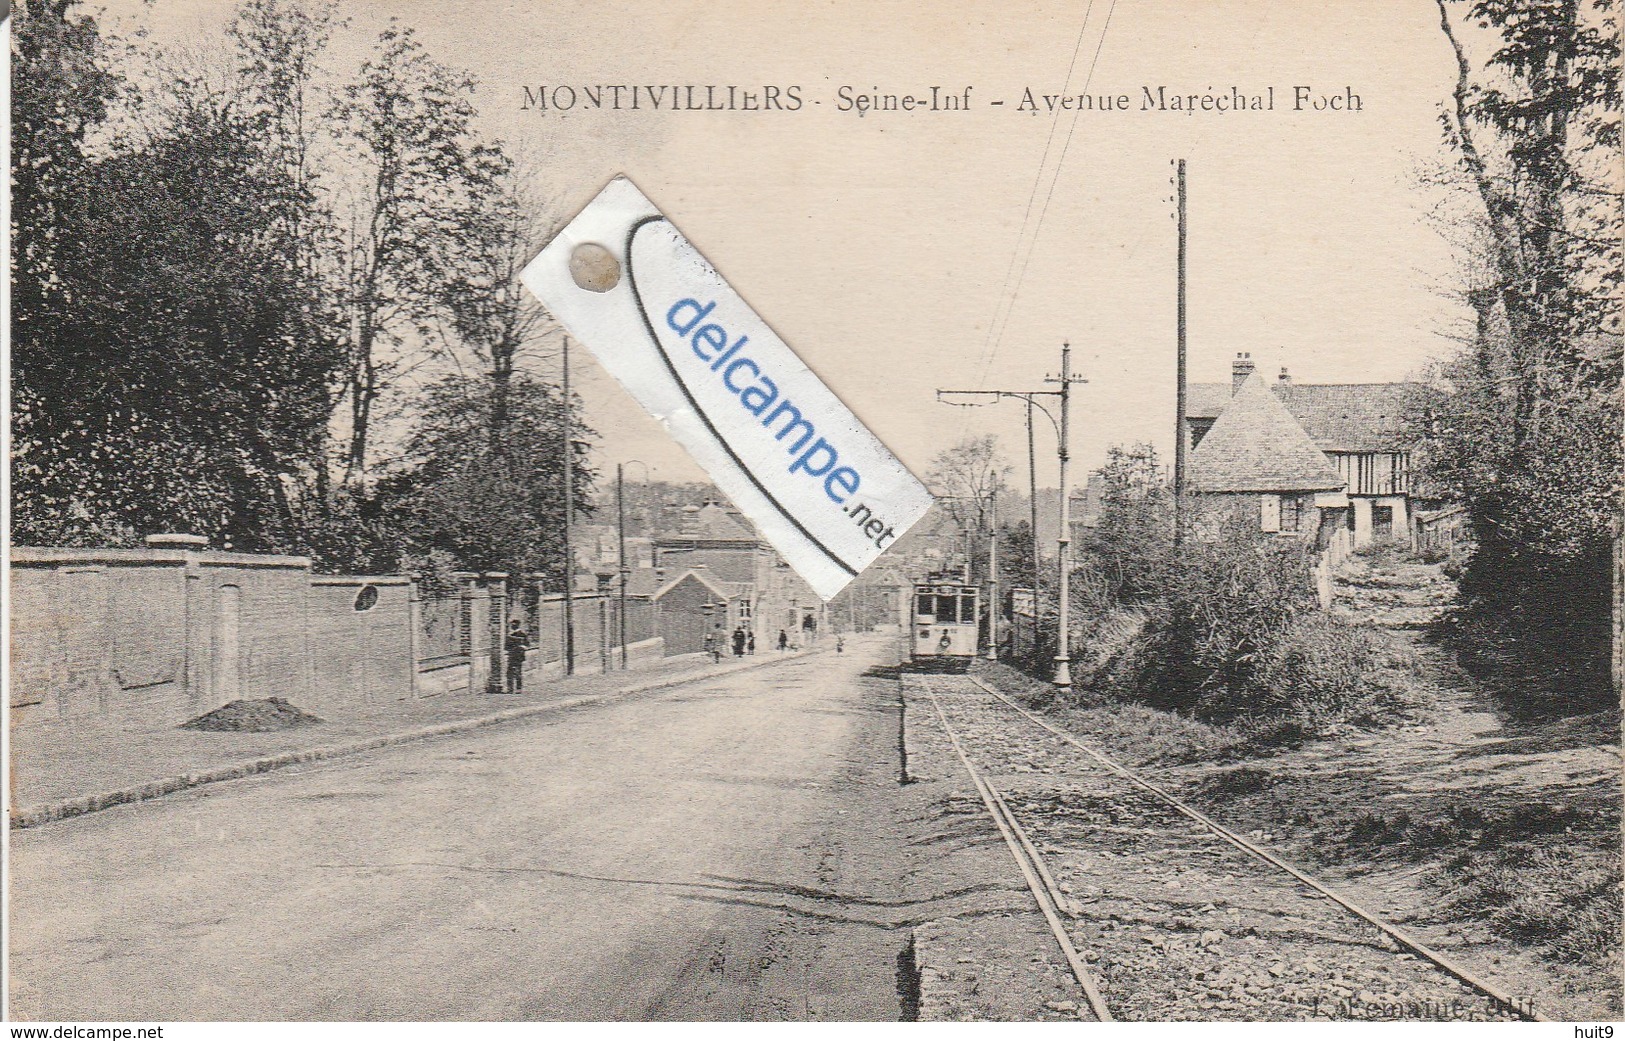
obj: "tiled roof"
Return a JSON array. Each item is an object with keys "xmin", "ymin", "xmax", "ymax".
[
  {"xmin": 659, "ymin": 502, "xmax": 758, "ymax": 543},
  {"xmin": 1275, "ymin": 383, "xmax": 1414, "ymax": 452},
  {"xmin": 863, "ymin": 566, "xmax": 911, "ymax": 588},
  {"xmin": 651, "ymin": 567, "xmax": 733, "ymax": 603},
  {"xmin": 1188, "ymin": 373, "xmax": 1346, "ymax": 493},
  {"xmin": 1187, "ymin": 380, "xmax": 1415, "ymax": 453}
]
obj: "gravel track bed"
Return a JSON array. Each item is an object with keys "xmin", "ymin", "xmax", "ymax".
[{"xmin": 914, "ymin": 675, "xmax": 1526, "ymax": 1022}]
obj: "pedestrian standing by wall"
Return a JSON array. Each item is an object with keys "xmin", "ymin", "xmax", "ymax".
[
  {"xmin": 732, "ymin": 626, "xmax": 747, "ymax": 657},
  {"xmin": 777, "ymin": 629, "xmax": 789, "ymax": 652},
  {"xmin": 505, "ymin": 618, "xmax": 530, "ymax": 695},
  {"xmin": 747, "ymin": 630, "xmax": 756, "ymax": 655}
]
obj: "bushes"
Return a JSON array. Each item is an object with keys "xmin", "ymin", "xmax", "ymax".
[
  {"xmin": 1125, "ymin": 526, "xmax": 1316, "ymax": 720},
  {"xmin": 1254, "ymin": 613, "xmax": 1429, "ymax": 731},
  {"xmin": 1055, "ymin": 444, "xmax": 1434, "ymax": 737},
  {"xmin": 1067, "ymin": 511, "xmax": 1428, "ymax": 735}
]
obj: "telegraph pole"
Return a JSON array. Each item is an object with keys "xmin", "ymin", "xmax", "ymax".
[
  {"xmin": 616, "ymin": 463, "xmax": 628, "ymax": 669},
  {"xmin": 936, "ymin": 340, "xmax": 1085, "ymax": 692},
  {"xmin": 1025, "ymin": 400, "xmax": 1040, "ymax": 654},
  {"xmin": 986, "ymin": 488, "xmax": 999, "ymax": 662},
  {"xmin": 561, "ymin": 335, "xmax": 576, "ymax": 676},
  {"xmin": 1173, "ymin": 159, "xmax": 1188, "ymax": 546},
  {"xmin": 1046, "ymin": 342, "xmax": 1085, "ymax": 694}
]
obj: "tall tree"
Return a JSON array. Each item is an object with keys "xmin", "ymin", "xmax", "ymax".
[
  {"xmin": 10, "ymin": 0, "xmax": 124, "ymax": 540},
  {"xmin": 925, "ymin": 434, "xmax": 1012, "ymax": 533},
  {"xmin": 437, "ymin": 164, "xmax": 560, "ymax": 451},
  {"xmin": 925, "ymin": 434, "xmax": 1012, "ymax": 582},
  {"xmin": 329, "ymin": 21, "xmax": 504, "ymax": 488},
  {"xmin": 15, "ymin": 100, "xmax": 344, "ymax": 547},
  {"xmin": 1421, "ymin": 0, "xmax": 1622, "ymax": 686},
  {"xmin": 12, "ymin": 1, "xmax": 345, "ymax": 549},
  {"xmin": 1078, "ymin": 443, "xmax": 1174, "ymax": 606}
]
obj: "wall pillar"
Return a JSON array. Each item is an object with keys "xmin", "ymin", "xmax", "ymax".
[{"xmin": 407, "ymin": 572, "xmax": 424, "ymax": 696}]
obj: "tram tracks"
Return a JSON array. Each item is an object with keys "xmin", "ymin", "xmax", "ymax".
[{"xmin": 908, "ymin": 671, "xmax": 1544, "ymax": 1022}]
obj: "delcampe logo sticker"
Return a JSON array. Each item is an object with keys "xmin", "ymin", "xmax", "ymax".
[{"xmin": 521, "ymin": 176, "xmax": 933, "ymax": 601}]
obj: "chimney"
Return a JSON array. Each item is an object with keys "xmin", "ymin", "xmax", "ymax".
[
  {"xmin": 1278, "ymin": 366, "xmax": 1292, "ymax": 385},
  {"xmin": 1231, "ymin": 352, "xmax": 1255, "ymax": 395}
]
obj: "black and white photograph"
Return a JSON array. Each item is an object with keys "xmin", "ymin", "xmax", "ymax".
[{"xmin": 5, "ymin": 0, "xmax": 1621, "ymax": 1027}]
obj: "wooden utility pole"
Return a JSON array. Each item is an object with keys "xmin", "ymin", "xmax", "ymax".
[
  {"xmin": 562, "ymin": 335, "xmax": 576, "ymax": 676},
  {"xmin": 1173, "ymin": 158, "xmax": 1188, "ymax": 546},
  {"xmin": 1047, "ymin": 341, "xmax": 1084, "ymax": 695}
]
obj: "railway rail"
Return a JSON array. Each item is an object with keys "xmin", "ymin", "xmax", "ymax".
[{"xmin": 907, "ymin": 671, "xmax": 1545, "ymax": 1023}]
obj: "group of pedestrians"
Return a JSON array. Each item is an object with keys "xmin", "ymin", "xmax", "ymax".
[
  {"xmin": 501, "ymin": 614, "xmax": 848, "ymax": 694},
  {"xmin": 705, "ymin": 625, "xmax": 761, "ymax": 663}
]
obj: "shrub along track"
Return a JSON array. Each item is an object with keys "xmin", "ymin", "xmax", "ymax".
[{"xmin": 908, "ymin": 672, "xmax": 1540, "ymax": 1022}]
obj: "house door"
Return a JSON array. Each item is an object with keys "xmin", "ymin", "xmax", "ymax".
[
  {"xmin": 214, "ymin": 584, "xmax": 242, "ymax": 701},
  {"xmin": 1373, "ymin": 505, "xmax": 1394, "ymax": 537}
]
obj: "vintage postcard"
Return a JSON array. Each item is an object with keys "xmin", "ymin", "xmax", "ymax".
[{"xmin": 6, "ymin": 0, "xmax": 1620, "ymax": 1028}]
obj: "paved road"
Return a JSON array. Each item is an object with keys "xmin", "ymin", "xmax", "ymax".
[{"xmin": 9, "ymin": 636, "xmax": 922, "ymax": 1021}]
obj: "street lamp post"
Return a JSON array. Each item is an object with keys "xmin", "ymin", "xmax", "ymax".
[
  {"xmin": 987, "ymin": 487, "xmax": 999, "ymax": 662},
  {"xmin": 935, "ymin": 341, "xmax": 1085, "ymax": 694},
  {"xmin": 616, "ymin": 460, "xmax": 651, "ymax": 670},
  {"xmin": 616, "ymin": 463, "xmax": 628, "ymax": 670},
  {"xmin": 1048, "ymin": 342, "xmax": 1076, "ymax": 693}
]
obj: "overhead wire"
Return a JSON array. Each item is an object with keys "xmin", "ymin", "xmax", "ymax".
[
  {"xmin": 977, "ymin": 0, "xmax": 1121, "ymax": 386},
  {"xmin": 973, "ymin": 0, "xmax": 1099, "ymax": 381}
]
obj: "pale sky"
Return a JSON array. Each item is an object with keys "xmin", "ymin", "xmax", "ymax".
[{"xmin": 102, "ymin": 0, "xmax": 1477, "ymax": 489}]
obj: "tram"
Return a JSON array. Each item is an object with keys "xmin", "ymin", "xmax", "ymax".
[{"xmin": 910, "ymin": 579, "xmax": 983, "ymax": 669}]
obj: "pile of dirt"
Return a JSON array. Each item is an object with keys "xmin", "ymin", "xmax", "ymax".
[{"xmin": 180, "ymin": 697, "xmax": 323, "ymax": 732}]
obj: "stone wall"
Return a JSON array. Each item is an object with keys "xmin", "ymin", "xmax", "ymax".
[{"xmin": 9, "ymin": 539, "xmax": 405, "ymax": 726}]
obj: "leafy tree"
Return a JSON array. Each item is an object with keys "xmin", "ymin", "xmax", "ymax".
[
  {"xmin": 1077, "ymin": 443, "xmax": 1173, "ymax": 607},
  {"xmin": 437, "ymin": 165, "xmax": 561, "ymax": 450},
  {"xmin": 228, "ymin": 0, "xmax": 337, "ymax": 275},
  {"xmin": 925, "ymin": 434, "xmax": 1012, "ymax": 581},
  {"xmin": 10, "ymin": 0, "xmax": 124, "ymax": 541},
  {"xmin": 11, "ymin": 2, "xmax": 342, "ymax": 549},
  {"xmin": 997, "ymin": 519, "xmax": 1038, "ymax": 594},
  {"xmin": 382, "ymin": 374, "xmax": 596, "ymax": 585},
  {"xmin": 329, "ymin": 21, "xmax": 506, "ymax": 488},
  {"xmin": 1420, "ymin": 0, "xmax": 1622, "ymax": 689}
]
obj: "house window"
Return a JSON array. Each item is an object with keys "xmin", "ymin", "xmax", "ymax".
[
  {"xmin": 1259, "ymin": 494, "xmax": 1281, "ymax": 533},
  {"xmin": 353, "ymin": 585, "xmax": 379, "ymax": 611},
  {"xmin": 1280, "ymin": 495, "xmax": 1302, "ymax": 532},
  {"xmin": 738, "ymin": 599, "xmax": 752, "ymax": 620}
]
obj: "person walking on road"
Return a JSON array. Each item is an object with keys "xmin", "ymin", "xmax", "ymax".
[
  {"xmin": 732, "ymin": 626, "xmax": 747, "ymax": 658},
  {"xmin": 836, "ymin": 635, "xmax": 845, "ymax": 655},
  {"xmin": 777, "ymin": 629, "xmax": 789, "ymax": 652},
  {"xmin": 703, "ymin": 627, "xmax": 719, "ymax": 663},
  {"xmin": 505, "ymin": 618, "xmax": 530, "ymax": 695},
  {"xmin": 747, "ymin": 630, "xmax": 756, "ymax": 655}
]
